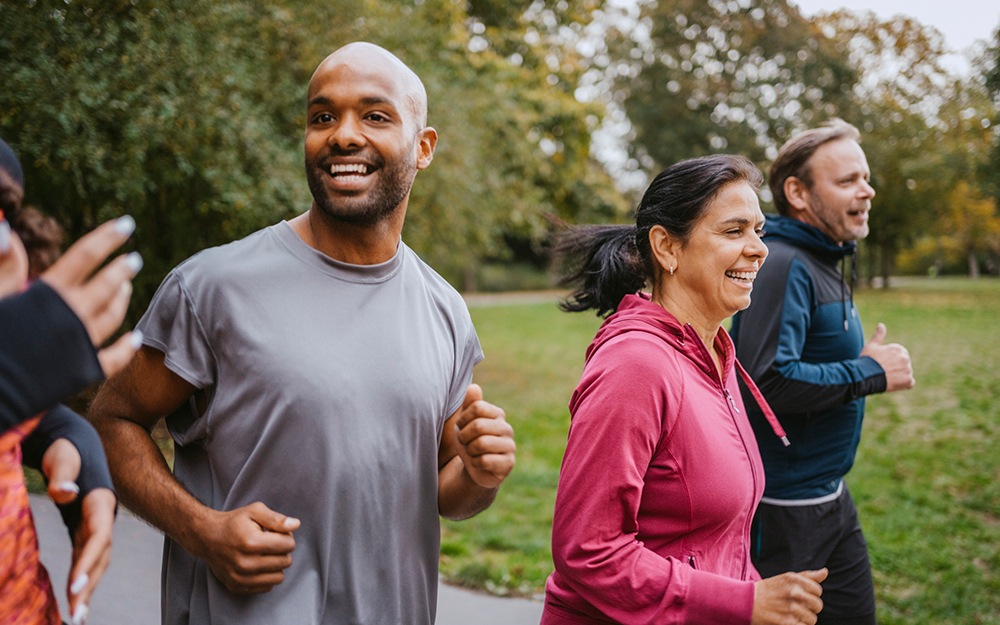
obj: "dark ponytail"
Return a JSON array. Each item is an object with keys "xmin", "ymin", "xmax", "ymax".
[
  {"xmin": 558, "ymin": 154, "xmax": 763, "ymax": 317},
  {"xmin": 556, "ymin": 225, "xmax": 646, "ymax": 318}
]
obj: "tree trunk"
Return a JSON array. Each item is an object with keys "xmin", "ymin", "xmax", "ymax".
[
  {"xmin": 463, "ymin": 266, "xmax": 477, "ymax": 293},
  {"xmin": 866, "ymin": 240, "xmax": 878, "ymax": 288},
  {"xmin": 880, "ymin": 242, "xmax": 893, "ymax": 289},
  {"xmin": 968, "ymin": 248, "xmax": 980, "ymax": 279}
]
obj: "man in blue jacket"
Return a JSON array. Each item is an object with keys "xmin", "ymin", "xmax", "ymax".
[{"xmin": 731, "ymin": 119, "xmax": 915, "ymax": 625}]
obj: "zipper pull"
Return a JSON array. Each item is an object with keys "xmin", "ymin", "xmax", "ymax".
[{"xmin": 725, "ymin": 389, "xmax": 739, "ymax": 413}]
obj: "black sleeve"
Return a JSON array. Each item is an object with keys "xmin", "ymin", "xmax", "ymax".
[
  {"xmin": 21, "ymin": 404, "xmax": 116, "ymax": 535},
  {"xmin": 0, "ymin": 281, "xmax": 104, "ymax": 432}
]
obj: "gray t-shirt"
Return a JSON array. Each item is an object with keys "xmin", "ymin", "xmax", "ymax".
[{"xmin": 137, "ymin": 221, "xmax": 483, "ymax": 625}]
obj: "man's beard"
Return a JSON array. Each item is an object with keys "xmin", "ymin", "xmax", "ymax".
[{"xmin": 305, "ymin": 148, "xmax": 415, "ymax": 227}]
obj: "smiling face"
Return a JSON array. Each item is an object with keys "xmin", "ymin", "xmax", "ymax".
[
  {"xmin": 304, "ymin": 45, "xmax": 434, "ymax": 227},
  {"xmin": 795, "ymin": 138, "xmax": 875, "ymax": 244},
  {"xmin": 662, "ymin": 181, "xmax": 768, "ymax": 326}
]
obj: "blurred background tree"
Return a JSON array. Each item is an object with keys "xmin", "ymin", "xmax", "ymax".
[{"xmin": 1, "ymin": 0, "xmax": 998, "ymax": 310}]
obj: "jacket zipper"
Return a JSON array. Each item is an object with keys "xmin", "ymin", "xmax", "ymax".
[
  {"xmin": 691, "ymin": 326, "xmax": 758, "ymax": 579},
  {"xmin": 722, "ymin": 379, "xmax": 755, "ymax": 579},
  {"xmin": 724, "ymin": 388, "xmax": 739, "ymax": 413}
]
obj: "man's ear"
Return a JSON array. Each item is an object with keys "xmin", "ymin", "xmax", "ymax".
[
  {"xmin": 648, "ymin": 225, "xmax": 680, "ymax": 276},
  {"xmin": 416, "ymin": 127, "xmax": 437, "ymax": 170},
  {"xmin": 784, "ymin": 176, "xmax": 811, "ymax": 213}
]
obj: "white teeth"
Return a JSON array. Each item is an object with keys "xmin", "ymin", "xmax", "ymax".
[
  {"xmin": 330, "ymin": 163, "xmax": 368, "ymax": 175},
  {"xmin": 726, "ymin": 271, "xmax": 757, "ymax": 281}
]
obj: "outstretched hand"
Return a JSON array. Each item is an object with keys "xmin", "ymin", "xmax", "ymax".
[
  {"xmin": 752, "ymin": 568, "xmax": 827, "ymax": 625},
  {"xmin": 39, "ymin": 216, "xmax": 143, "ymax": 377},
  {"xmin": 39, "ymin": 439, "xmax": 116, "ymax": 625},
  {"xmin": 860, "ymin": 323, "xmax": 914, "ymax": 393},
  {"xmin": 452, "ymin": 384, "xmax": 516, "ymax": 489},
  {"xmin": 67, "ymin": 489, "xmax": 116, "ymax": 625},
  {"xmin": 193, "ymin": 502, "xmax": 300, "ymax": 595}
]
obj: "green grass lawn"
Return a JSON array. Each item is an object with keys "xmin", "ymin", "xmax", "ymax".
[{"xmin": 444, "ymin": 278, "xmax": 1000, "ymax": 624}]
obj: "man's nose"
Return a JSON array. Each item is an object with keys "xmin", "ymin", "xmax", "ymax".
[
  {"xmin": 860, "ymin": 179, "xmax": 875, "ymax": 199},
  {"xmin": 329, "ymin": 115, "xmax": 365, "ymax": 149}
]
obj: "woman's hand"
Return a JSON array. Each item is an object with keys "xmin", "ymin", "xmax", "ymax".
[
  {"xmin": 752, "ymin": 569, "xmax": 827, "ymax": 625},
  {"xmin": 67, "ymin": 488, "xmax": 116, "ymax": 625},
  {"xmin": 41, "ymin": 439, "xmax": 117, "ymax": 625},
  {"xmin": 39, "ymin": 216, "xmax": 142, "ymax": 377}
]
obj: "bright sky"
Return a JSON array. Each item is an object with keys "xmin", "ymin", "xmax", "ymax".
[{"xmin": 792, "ymin": 0, "xmax": 1000, "ymax": 74}]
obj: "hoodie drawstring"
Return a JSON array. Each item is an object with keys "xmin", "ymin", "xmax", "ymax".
[{"xmin": 734, "ymin": 359, "xmax": 791, "ymax": 447}]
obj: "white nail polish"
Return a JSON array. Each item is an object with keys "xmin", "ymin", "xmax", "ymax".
[
  {"xmin": 115, "ymin": 215, "xmax": 136, "ymax": 236},
  {"xmin": 130, "ymin": 329, "xmax": 144, "ymax": 350},
  {"xmin": 57, "ymin": 481, "xmax": 80, "ymax": 495},
  {"xmin": 71, "ymin": 603, "xmax": 88, "ymax": 625},
  {"xmin": 0, "ymin": 221, "xmax": 9, "ymax": 253},
  {"xmin": 70, "ymin": 573, "xmax": 89, "ymax": 594},
  {"xmin": 125, "ymin": 251, "xmax": 143, "ymax": 273}
]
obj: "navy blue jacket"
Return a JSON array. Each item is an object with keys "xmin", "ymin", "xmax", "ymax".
[{"xmin": 730, "ymin": 215, "xmax": 886, "ymax": 500}]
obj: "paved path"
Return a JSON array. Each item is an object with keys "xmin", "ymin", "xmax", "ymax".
[{"xmin": 30, "ymin": 495, "xmax": 543, "ymax": 624}]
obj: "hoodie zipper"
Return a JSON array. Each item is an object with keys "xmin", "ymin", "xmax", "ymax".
[
  {"xmin": 692, "ymin": 327, "xmax": 758, "ymax": 580},
  {"xmin": 724, "ymin": 389, "xmax": 739, "ymax": 413},
  {"xmin": 717, "ymin": 361, "xmax": 756, "ymax": 579}
]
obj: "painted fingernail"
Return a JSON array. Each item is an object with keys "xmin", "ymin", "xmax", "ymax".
[
  {"xmin": 70, "ymin": 573, "xmax": 89, "ymax": 595},
  {"xmin": 0, "ymin": 221, "xmax": 9, "ymax": 253},
  {"xmin": 125, "ymin": 251, "xmax": 143, "ymax": 273},
  {"xmin": 115, "ymin": 215, "xmax": 136, "ymax": 236},
  {"xmin": 130, "ymin": 329, "xmax": 144, "ymax": 350},
  {"xmin": 284, "ymin": 517, "xmax": 299, "ymax": 529},
  {"xmin": 71, "ymin": 603, "xmax": 88, "ymax": 625},
  {"xmin": 56, "ymin": 481, "xmax": 80, "ymax": 495}
]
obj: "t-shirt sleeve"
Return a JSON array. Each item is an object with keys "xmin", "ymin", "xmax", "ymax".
[
  {"xmin": 136, "ymin": 270, "xmax": 216, "ymax": 389},
  {"xmin": 445, "ymin": 311, "xmax": 484, "ymax": 419}
]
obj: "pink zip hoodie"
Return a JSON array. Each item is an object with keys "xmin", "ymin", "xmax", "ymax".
[{"xmin": 542, "ymin": 293, "xmax": 773, "ymax": 625}]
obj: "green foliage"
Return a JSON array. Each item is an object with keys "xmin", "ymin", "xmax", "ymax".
[
  {"xmin": 1, "ymin": 0, "xmax": 315, "ymax": 310},
  {"xmin": 0, "ymin": 0, "xmax": 626, "ymax": 306},
  {"xmin": 616, "ymin": 0, "xmax": 856, "ymax": 169}
]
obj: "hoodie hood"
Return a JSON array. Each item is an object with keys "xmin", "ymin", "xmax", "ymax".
[
  {"xmin": 587, "ymin": 293, "xmax": 728, "ymax": 383},
  {"xmin": 589, "ymin": 293, "xmax": 790, "ymax": 446},
  {"xmin": 763, "ymin": 214, "xmax": 855, "ymax": 265}
]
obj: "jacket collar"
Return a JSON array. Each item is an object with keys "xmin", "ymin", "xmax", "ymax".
[{"xmin": 763, "ymin": 214, "xmax": 856, "ymax": 264}]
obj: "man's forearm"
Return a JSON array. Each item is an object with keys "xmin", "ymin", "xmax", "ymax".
[
  {"xmin": 92, "ymin": 416, "xmax": 214, "ymax": 559},
  {"xmin": 438, "ymin": 455, "xmax": 498, "ymax": 521}
]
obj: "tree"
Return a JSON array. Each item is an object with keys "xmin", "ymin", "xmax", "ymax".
[
  {"xmin": 0, "ymin": 0, "xmax": 625, "ymax": 301},
  {"xmin": 1, "ymin": 0, "xmax": 318, "ymax": 310},
  {"xmin": 605, "ymin": 0, "xmax": 857, "ymax": 171},
  {"xmin": 815, "ymin": 10, "xmax": 977, "ymax": 285}
]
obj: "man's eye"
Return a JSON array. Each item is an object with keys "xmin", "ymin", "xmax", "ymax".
[
  {"xmin": 367, "ymin": 113, "xmax": 388, "ymax": 122},
  {"xmin": 315, "ymin": 113, "xmax": 334, "ymax": 123}
]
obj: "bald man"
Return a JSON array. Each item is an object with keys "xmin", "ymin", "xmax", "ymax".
[{"xmin": 89, "ymin": 43, "xmax": 516, "ymax": 625}]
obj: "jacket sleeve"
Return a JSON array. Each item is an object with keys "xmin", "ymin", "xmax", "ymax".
[
  {"xmin": 21, "ymin": 404, "xmax": 116, "ymax": 535},
  {"xmin": 551, "ymin": 337, "xmax": 754, "ymax": 625},
  {"xmin": 0, "ymin": 281, "xmax": 104, "ymax": 433},
  {"xmin": 754, "ymin": 259, "xmax": 885, "ymax": 414}
]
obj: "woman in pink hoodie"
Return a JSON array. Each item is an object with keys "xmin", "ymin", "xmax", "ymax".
[{"xmin": 543, "ymin": 155, "xmax": 827, "ymax": 625}]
